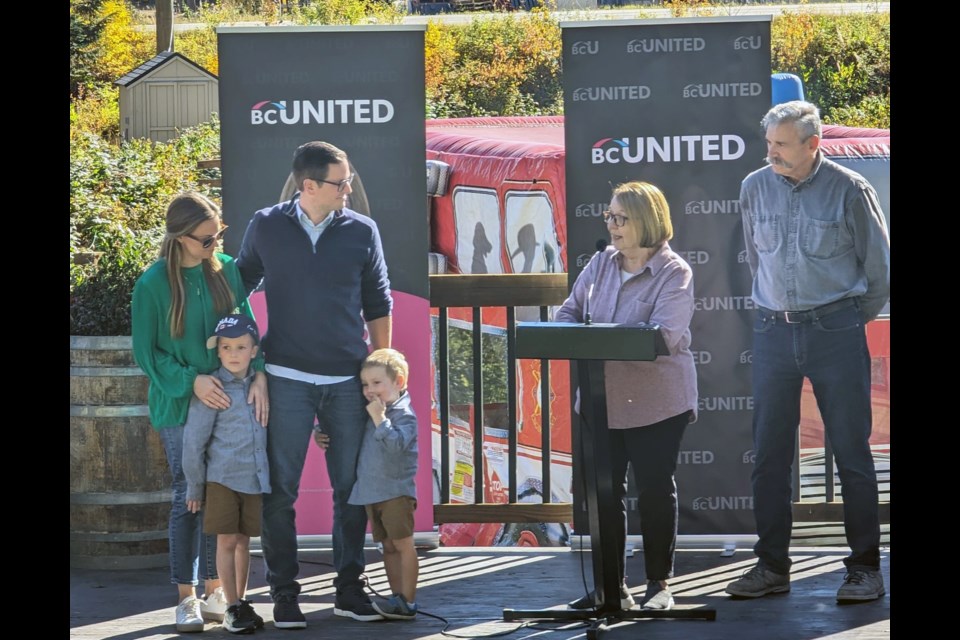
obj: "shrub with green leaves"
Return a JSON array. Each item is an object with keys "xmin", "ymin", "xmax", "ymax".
[
  {"xmin": 425, "ymin": 10, "xmax": 563, "ymax": 118},
  {"xmin": 70, "ymin": 118, "xmax": 222, "ymax": 335},
  {"xmin": 771, "ymin": 11, "xmax": 889, "ymax": 128}
]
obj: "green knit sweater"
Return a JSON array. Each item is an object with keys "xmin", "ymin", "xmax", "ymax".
[{"xmin": 131, "ymin": 254, "xmax": 263, "ymax": 430}]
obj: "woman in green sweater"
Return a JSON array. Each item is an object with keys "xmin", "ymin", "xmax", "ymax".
[{"xmin": 132, "ymin": 192, "xmax": 268, "ymax": 633}]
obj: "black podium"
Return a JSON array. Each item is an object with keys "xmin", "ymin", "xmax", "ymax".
[{"xmin": 503, "ymin": 321, "xmax": 715, "ymax": 639}]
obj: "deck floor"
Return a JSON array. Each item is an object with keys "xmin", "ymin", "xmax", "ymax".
[{"xmin": 70, "ymin": 544, "xmax": 890, "ymax": 639}]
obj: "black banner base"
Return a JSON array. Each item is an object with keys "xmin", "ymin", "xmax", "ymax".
[{"xmin": 503, "ymin": 606, "xmax": 716, "ymax": 640}]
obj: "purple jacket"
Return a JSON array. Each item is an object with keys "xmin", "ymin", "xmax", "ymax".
[{"xmin": 554, "ymin": 242, "xmax": 698, "ymax": 429}]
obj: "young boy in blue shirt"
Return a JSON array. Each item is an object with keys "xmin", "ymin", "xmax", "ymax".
[
  {"xmin": 184, "ymin": 314, "xmax": 271, "ymax": 634},
  {"xmin": 314, "ymin": 348, "xmax": 420, "ymax": 620}
]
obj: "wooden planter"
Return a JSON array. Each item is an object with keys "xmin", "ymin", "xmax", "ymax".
[{"xmin": 70, "ymin": 336, "xmax": 171, "ymax": 570}]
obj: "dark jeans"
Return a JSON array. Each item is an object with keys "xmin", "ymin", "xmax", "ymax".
[
  {"xmin": 609, "ymin": 411, "xmax": 690, "ymax": 583},
  {"xmin": 750, "ymin": 304, "xmax": 880, "ymax": 575},
  {"xmin": 261, "ymin": 374, "xmax": 368, "ymax": 599}
]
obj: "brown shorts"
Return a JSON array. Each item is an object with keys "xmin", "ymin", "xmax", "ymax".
[
  {"xmin": 202, "ymin": 482, "xmax": 262, "ymax": 536},
  {"xmin": 365, "ymin": 496, "xmax": 417, "ymax": 543}
]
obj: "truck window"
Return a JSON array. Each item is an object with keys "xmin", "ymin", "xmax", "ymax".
[
  {"xmin": 504, "ymin": 190, "xmax": 560, "ymax": 275},
  {"xmin": 453, "ymin": 186, "xmax": 503, "ymax": 274}
]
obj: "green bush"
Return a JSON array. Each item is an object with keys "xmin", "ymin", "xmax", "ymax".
[
  {"xmin": 771, "ymin": 11, "xmax": 889, "ymax": 128},
  {"xmin": 425, "ymin": 10, "xmax": 563, "ymax": 118},
  {"xmin": 71, "ymin": 4, "xmax": 889, "ymax": 130},
  {"xmin": 70, "ymin": 118, "xmax": 222, "ymax": 335}
]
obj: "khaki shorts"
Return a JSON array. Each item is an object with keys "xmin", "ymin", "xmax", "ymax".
[
  {"xmin": 365, "ymin": 496, "xmax": 417, "ymax": 543},
  {"xmin": 202, "ymin": 482, "xmax": 262, "ymax": 536}
]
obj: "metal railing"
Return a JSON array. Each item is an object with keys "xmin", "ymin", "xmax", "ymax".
[{"xmin": 430, "ymin": 273, "xmax": 573, "ymax": 524}]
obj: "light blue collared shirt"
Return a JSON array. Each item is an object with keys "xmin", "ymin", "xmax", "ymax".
[
  {"xmin": 296, "ymin": 200, "xmax": 335, "ymax": 247},
  {"xmin": 740, "ymin": 153, "xmax": 890, "ymax": 322}
]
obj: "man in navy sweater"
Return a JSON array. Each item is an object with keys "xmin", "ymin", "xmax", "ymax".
[{"xmin": 237, "ymin": 141, "xmax": 393, "ymax": 628}]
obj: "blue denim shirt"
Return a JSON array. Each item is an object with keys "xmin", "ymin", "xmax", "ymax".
[
  {"xmin": 182, "ymin": 366, "xmax": 271, "ymax": 501},
  {"xmin": 740, "ymin": 153, "xmax": 890, "ymax": 321},
  {"xmin": 348, "ymin": 390, "xmax": 418, "ymax": 506}
]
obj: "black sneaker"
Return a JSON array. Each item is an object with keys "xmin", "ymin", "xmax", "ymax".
[
  {"xmin": 334, "ymin": 585, "xmax": 385, "ymax": 622},
  {"xmin": 240, "ymin": 599, "xmax": 264, "ymax": 629},
  {"xmin": 273, "ymin": 593, "xmax": 307, "ymax": 629},
  {"xmin": 725, "ymin": 563, "xmax": 790, "ymax": 598},
  {"xmin": 223, "ymin": 603, "xmax": 256, "ymax": 635}
]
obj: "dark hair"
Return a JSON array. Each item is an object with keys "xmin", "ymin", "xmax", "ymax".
[{"xmin": 292, "ymin": 141, "xmax": 349, "ymax": 192}]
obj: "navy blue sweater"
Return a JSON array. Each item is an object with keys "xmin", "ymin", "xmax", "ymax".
[{"xmin": 237, "ymin": 195, "xmax": 392, "ymax": 376}]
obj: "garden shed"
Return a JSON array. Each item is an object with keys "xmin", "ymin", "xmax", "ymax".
[{"xmin": 115, "ymin": 51, "xmax": 218, "ymax": 142}]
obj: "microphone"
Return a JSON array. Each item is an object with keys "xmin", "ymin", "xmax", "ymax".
[{"xmin": 585, "ymin": 283, "xmax": 595, "ymax": 325}]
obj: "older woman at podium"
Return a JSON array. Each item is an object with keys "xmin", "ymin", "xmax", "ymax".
[{"xmin": 556, "ymin": 181, "xmax": 698, "ymax": 612}]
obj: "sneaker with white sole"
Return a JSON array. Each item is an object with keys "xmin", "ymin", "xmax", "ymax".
[
  {"xmin": 176, "ymin": 595, "xmax": 205, "ymax": 633},
  {"xmin": 725, "ymin": 563, "xmax": 790, "ymax": 598},
  {"xmin": 639, "ymin": 581, "xmax": 674, "ymax": 610},
  {"xmin": 239, "ymin": 599, "xmax": 264, "ymax": 629},
  {"xmin": 836, "ymin": 569, "xmax": 885, "ymax": 602},
  {"xmin": 273, "ymin": 593, "xmax": 307, "ymax": 629},
  {"xmin": 372, "ymin": 594, "xmax": 418, "ymax": 620},
  {"xmin": 334, "ymin": 584, "xmax": 384, "ymax": 622},
  {"xmin": 567, "ymin": 583, "xmax": 635, "ymax": 610},
  {"xmin": 201, "ymin": 587, "xmax": 228, "ymax": 622},
  {"xmin": 223, "ymin": 603, "xmax": 256, "ymax": 634}
]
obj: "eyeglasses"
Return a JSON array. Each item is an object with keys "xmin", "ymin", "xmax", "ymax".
[
  {"xmin": 313, "ymin": 174, "xmax": 355, "ymax": 193},
  {"xmin": 185, "ymin": 226, "xmax": 228, "ymax": 249},
  {"xmin": 602, "ymin": 211, "xmax": 629, "ymax": 228}
]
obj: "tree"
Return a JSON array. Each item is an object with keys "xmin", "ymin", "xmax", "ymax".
[
  {"xmin": 70, "ymin": 0, "xmax": 106, "ymax": 96},
  {"xmin": 157, "ymin": 0, "xmax": 174, "ymax": 53}
]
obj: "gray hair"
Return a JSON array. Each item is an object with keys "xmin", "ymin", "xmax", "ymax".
[{"xmin": 761, "ymin": 100, "xmax": 821, "ymax": 141}]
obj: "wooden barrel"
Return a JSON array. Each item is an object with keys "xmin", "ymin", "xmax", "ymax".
[{"xmin": 70, "ymin": 336, "xmax": 171, "ymax": 570}]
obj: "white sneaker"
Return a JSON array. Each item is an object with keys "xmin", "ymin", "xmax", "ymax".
[
  {"xmin": 201, "ymin": 587, "xmax": 228, "ymax": 622},
  {"xmin": 176, "ymin": 595, "xmax": 205, "ymax": 633}
]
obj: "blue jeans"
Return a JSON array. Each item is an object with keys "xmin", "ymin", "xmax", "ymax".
[
  {"xmin": 609, "ymin": 411, "xmax": 689, "ymax": 583},
  {"xmin": 159, "ymin": 425, "xmax": 218, "ymax": 585},
  {"xmin": 750, "ymin": 304, "xmax": 880, "ymax": 575},
  {"xmin": 261, "ymin": 374, "xmax": 368, "ymax": 599}
]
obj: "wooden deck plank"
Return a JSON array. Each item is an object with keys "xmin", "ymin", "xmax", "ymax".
[{"xmin": 70, "ymin": 546, "xmax": 889, "ymax": 639}]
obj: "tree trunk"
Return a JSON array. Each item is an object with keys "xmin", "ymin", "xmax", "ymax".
[{"xmin": 156, "ymin": 0, "xmax": 174, "ymax": 54}]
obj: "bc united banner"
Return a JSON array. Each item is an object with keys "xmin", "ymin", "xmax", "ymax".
[
  {"xmin": 562, "ymin": 17, "xmax": 771, "ymax": 535},
  {"xmin": 217, "ymin": 26, "xmax": 431, "ymax": 535}
]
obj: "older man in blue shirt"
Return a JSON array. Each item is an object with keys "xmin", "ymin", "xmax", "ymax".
[{"xmin": 726, "ymin": 101, "xmax": 890, "ymax": 603}]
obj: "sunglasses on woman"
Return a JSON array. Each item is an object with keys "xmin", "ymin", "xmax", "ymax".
[{"xmin": 185, "ymin": 226, "xmax": 228, "ymax": 249}]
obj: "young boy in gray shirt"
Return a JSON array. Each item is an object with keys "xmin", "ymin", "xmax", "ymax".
[
  {"xmin": 184, "ymin": 314, "xmax": 270, "ymax": 634},
  {"xmin": 314, "ymin": 348, "xmax": 420, "ymax": 620}
]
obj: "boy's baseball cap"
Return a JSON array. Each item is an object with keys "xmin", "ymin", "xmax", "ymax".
[{"xmin": 206, "ymin": 314, "xmax": 260, "ymax": 349}]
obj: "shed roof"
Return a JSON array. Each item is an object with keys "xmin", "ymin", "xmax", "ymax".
[{"xmin": 115, "ymin": 51, "xmax": 217, "ymax": 87}]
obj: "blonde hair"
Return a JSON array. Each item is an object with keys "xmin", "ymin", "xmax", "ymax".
[
  {"xmin": 611, "ymin": 181, "xmax": 674, "ymax": 249},
  {"xmin": 158, "ymin": 192, "xmax": 236, "ymax": 338},
  {"xmin": 362, "ymin": 348, "xmax": 409, "ymax": 390}
]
